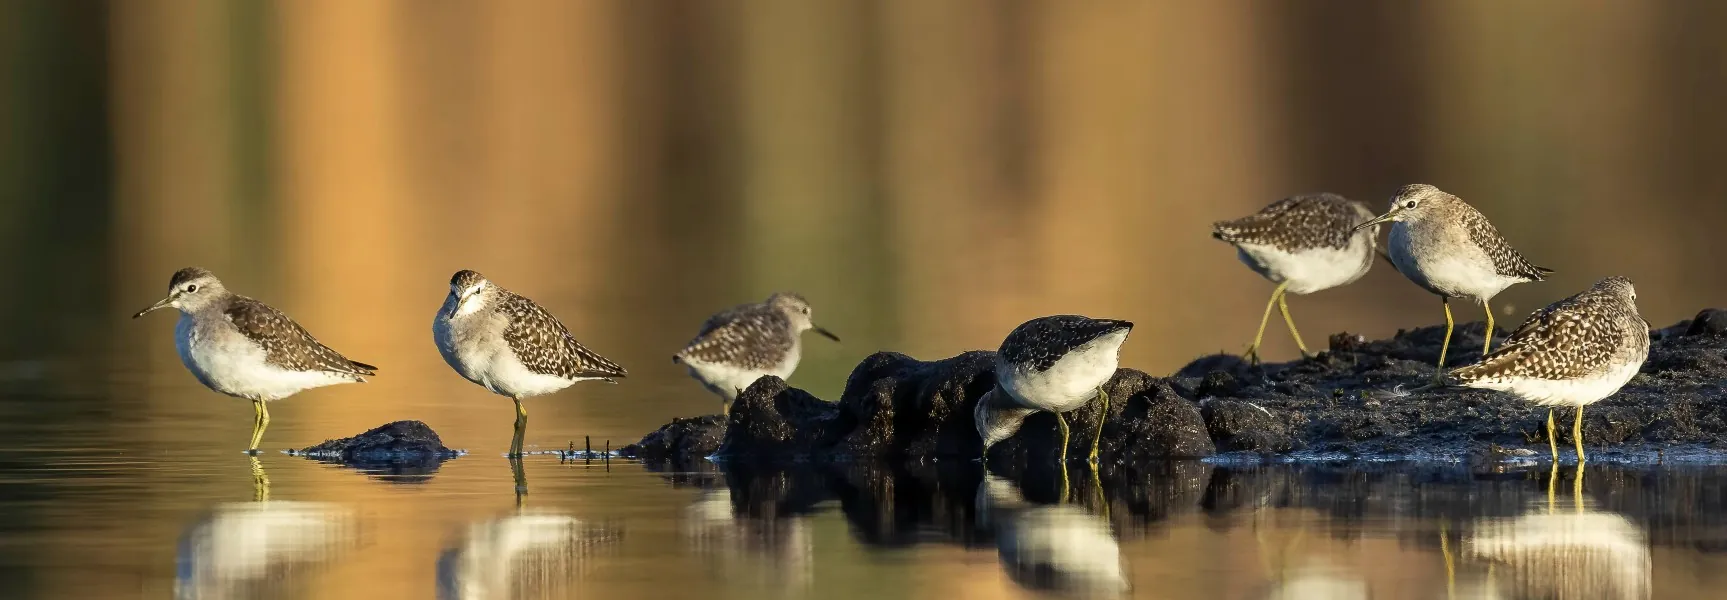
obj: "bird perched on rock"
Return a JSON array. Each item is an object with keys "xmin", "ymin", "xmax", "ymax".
[
  {"xmin": 673, "ymin": 292, "xmax": 838, "ymax": 413},
  {"xmin": 976, "ymin": 315, "xmax": 1133, "ymax": 465},
  {"xmin": 1356, "ymin": 184, "xmax": 1551, "ymax": 381},
  {"xmin": 1213, "ymin": 193, "xmax": 1380, "ymax": 362},
  {"xmin": 433, "ymin": 270, "xmax": 626, "ymax": 457},
  {"xmin": 1452, "ymin": 276, "xmax": 1649, "ymax": 463},
  {"xmin": 133, "ymin": 267, "xmax": 376, "ymax": 453}
]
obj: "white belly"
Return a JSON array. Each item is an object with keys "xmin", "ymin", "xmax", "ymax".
[
  {"xmin": 434, "ymin": 312, "xmax": 575, "ymax": 400},
  {"xmin": 1464, "ymin": 362, "xmax": 1642, "ymax": 407},
  {"xmin": 1234, "ymin": 238, "xmax": 1372, "ymax": 295},
  {"xmin": 1389, "ymin": 223, "xmax": 1518, "ymax": 301},
  {"xmin": 177, "ymin": 315, "xmax": 354, "ymax": 401},
  {"xmin": 680, "ymin": 345, "xmax": 798, "ymax": 401},
  {"xmin": 998, "ymin": 330, "xmax": 1126, "ymax": 413}
]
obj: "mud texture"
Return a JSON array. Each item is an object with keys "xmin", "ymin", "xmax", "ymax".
[
  {"xmin": 294, "ymin": 420, "xmax": 461, "ymax": 477},
  {"xmin": 622, "ymin": 310, "xmax": 1727, "ymax": 464}
]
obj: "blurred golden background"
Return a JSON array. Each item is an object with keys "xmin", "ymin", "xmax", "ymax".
[{"xmin": 4, "ymin": 1, "xmax": 1727, "ymax": 598}]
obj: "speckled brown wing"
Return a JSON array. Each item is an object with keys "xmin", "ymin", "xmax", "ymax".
[
  {"xmin": 224, "ymin": 298, "xmax": 377, "ymax": 377},
  {"xmin": 497, "ymin": 292, "xmax": 627, "ymax": 381},
  {"xmin": 1457, "ymin": 207, "xmax": 1553, "ymax": 282},
  {"xmin": 998, "ymin": 316, "xmax": 1134, "ymax": 372},
  {"xmin": 674, "ymin": 304, "xmax": 792, "ymax": 371},
  {"xmin": 1452, "ymin": 290, "xmax": 1644, "ymax": 383},
  {"xmin": 1212, "ymin": 193, "xmax": 1368, "ymax": 252}
]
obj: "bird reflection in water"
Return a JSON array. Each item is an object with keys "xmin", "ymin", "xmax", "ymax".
[
  {"xmin": 1453, "ymin": 464, "xmax": 1652, "ymax": 600},
  {"xmin": 977, "ymin": 474, "xmax": 1128, "ymax": 598},
  {"xmin": 174, "ymin": 457, "xmax": 355, "ymax": 600},
  {"xmin": 436, "ymin": 457, "xmax": 619, "ymax": 600},
  {"xmin": 682, "ymin": 486, "xmax": 813, "ymax": 594}
]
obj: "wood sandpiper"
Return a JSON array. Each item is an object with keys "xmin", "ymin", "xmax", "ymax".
[
  {"xmin": 1213, "ymin": 192, "xmax": 1380, "ymax": 362},
  {"xmin": 976, "ymin": 315, "xmax": 1133, "ymax": 465},
  {"xmin": 133, "ymin": 267, "xmax": 377, "ymax": 454},
  {"xmin": 1355, "ymin": 184, "xmax": 1552, "ymax": 381},
  {"xmin": 432, "ymin": 270, "xmax": 627, "ymax": 457},
  {"xmin": 1452, "ymin": 276, "xmax": 1649, "ymax": 463},
  {"xmin": 672, "ymin": 292, "xmax": 838, "ymax": 412}
]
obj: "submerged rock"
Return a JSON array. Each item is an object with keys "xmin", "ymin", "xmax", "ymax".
[
  {"xmin": 293, "ymin": 420, "xmax": 461, "ymax": 477},
  {"xmin": 627, "ymin": 311, "xmax": 1727, "ymax": 464}
]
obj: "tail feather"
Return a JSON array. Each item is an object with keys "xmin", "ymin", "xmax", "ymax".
[
  {"xmin": 1450, "ymin": 348, "xmax": 1524, "ymax": 384},
  {"xmin": 348, "ymin": 360, "xmax": 379, "ymax": 376}
]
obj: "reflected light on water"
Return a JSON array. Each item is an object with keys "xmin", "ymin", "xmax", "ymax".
[
  {"xmin": 435, "ymin": 511, "xmax": 617, "ymax": 600},
  {"xmin": 1464, "ymin": 469, "xmax": 1652, "ymax": 600},
  {"xmin": 683, "ymin": 486, "xmax": 814, "ymax": 594},
  {"xmin": 978, "ymin": 474, "xmax": 1128, "ymax": 599},
  {"xmin": 174, "ymin": 495, "xmax": 354, "ymax": 600}
]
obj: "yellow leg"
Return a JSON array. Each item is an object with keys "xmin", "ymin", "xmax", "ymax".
[
  {"xmin": 1089, "ymin": 389, "xmax": 1109, "ymax": 464},
  {"xmin": 1547, "ymin": 409, "xmax": 1558, "ymax": 464},
  {"xmin": 1434, "ymin": 298, "xmax": 1454, "ymax": 383},
  {"xmin": 1482, "ymin": 303, "xmax": 1496, "ymax": 355},
  {"xmin": 510, "ymin": 456, "xmax": 527, "ymax": 510},
  {"xmin": 1440, "ymin": 521, "xmax": 1455, "ymax": 600},
  {"xmin": 1574, "ymin": 406, "xmax": 1586, "ymax": 464},
  {"xmin": 1546, "ymin": 462, "xmax": 1558, "ymax": 514},
  {"xmin": 1277, "ymin": 290, "xmax": 1311, "ymax": 357},
  {"xmin": 1089, "ymin": 464, "xmax": 1109, "ymax": 522},
  {"xmin": 250, "ymin": 456, "xmax": 270, "ymax": 503},
  {"xmin": 1573, "ymin": 460, "xmax": 1586, "ymax": 514},
  {"xmin": 511, "ymin": 398, "xmax": 528, "ymax": 457},
  {"xmin": 248, "ymin": 400, "xmax": 270, "ymax": 453},
  {"xmin": 1056, "ymin": 412, "xmax": 1070, "ymax": 464},
  {"xmin": 1057, "ymin": 413, "xmax": 1072, "ymax": 501},
  {"xmin": 1245, "ymin": 282, "xmax": 1289, "ymax": 364}
]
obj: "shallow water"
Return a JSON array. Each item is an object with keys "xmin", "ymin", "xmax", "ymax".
[{"xmin": 4, "ymin": 381, "xmax": 1727, "ymax": 600}]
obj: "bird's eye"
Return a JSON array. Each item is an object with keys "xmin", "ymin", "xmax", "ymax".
[
  {"xmin": 1404, "ymin": 201, "xmax": 1417, "ymax": 209},
  {"xmin": 185, "ymin": 284, "xmax": 198, "ymax": 293}
]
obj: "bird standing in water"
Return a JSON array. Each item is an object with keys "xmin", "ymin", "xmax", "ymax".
[
  {"xmin": 1356, "ymin": 184, "xmax": 1551, "ymax": 381},
  {"xmin": 1213, "ymin": 193, "xmax": 1380, "ymax": 362},
  {"xmin": 133, "ymin": 267, "xmax": 377, "ymax": 454},
  {"xmin": 433, "ymin": 270, "xmax": 627, "ymax": 457}
]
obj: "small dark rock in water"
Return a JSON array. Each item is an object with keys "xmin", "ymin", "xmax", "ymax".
[
  {"xmin": 294, "ymin": 420, "xmax": 461, "ymax": 477},
  {"xmin": 628, "ymin": 309, "xmax": 1727, "ymax": 464},
  {"xmin": 620, "ymin": 415, "xmax": 725, "ymax": 463}
]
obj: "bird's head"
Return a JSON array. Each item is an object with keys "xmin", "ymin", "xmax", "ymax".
[
  {"xmin": 447, "ymin": 270, "xmax": 499, "ymax": 316},
  {"xmin": 767, "ymin": 292, "xmax": 839, "ymax": 342},
  {"xmin": 1353, "ymin": 183, "xmax": 1460, "ymax": 233},
  {"xmin": 133, "ymin": 267, "xmax": 225, "ymax": 318}
]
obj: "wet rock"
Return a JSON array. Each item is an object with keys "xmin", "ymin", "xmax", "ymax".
[
  {"xmin": 1686, "ymin": 308, "xmax": 1727, "ymax": 336},
  {"xmin": 631, "ymin": 310, "xmax": 1727, "ymax": 464},
  {"xmin": 1201, "ymin": 400, "xmax": 1294, "ymax": 453},
  {"xmin": 619, "ymin": 415, "xmax": 725, "ymax": 463},
  {"xmin": 716, "ymin": 376, "xmax": 846, "ymax": 460},
  {"xmin": 835, "ymin": 351, "xmax": 999, "ymax": 458},
  {"xmin": 294, "ymin": 420, "xmax": 460, "ymax": 477}
]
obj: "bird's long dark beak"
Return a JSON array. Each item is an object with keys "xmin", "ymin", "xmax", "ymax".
[
  {"xmin": 133, "ymin": 296, "xmax": 173, "ymax": 319},
  {"xmin": 1351, "ymin": 212, "xmax": 1397, "ymax": 234},
  {"xmin": 813, "ymin": 326, "xmax": 840, "ymax": 342}
]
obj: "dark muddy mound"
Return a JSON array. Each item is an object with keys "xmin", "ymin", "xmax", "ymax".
[
  {"xmin": 621, "ymin": 310, "xmax": 1727, "ymax": 464},
  {"xmin": 292, "ymin": 420, "xmax": 462, "ymax": 479}
]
